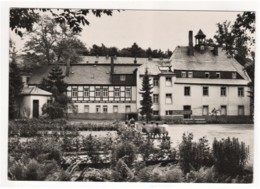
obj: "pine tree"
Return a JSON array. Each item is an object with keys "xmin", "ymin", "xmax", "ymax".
[
  {"xmin": 140, "ymin": 68, "xmax": 153, "ymax": 123},
  {"xmin": 39, "ymin": 65, "xmax": 73, "ymax": 119},
  {"xmin": 39, "ymin": 65, "xmax": 67, "ymax": 97},
  {"xmin": 9, "ymin": 58, "xmax": 23, "ymax": 119}
]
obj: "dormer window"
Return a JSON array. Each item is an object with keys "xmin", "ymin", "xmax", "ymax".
[
  {"xmin": 205, "ymin": 72, "xmax": 210, "ymax": 78},
  {"xmin": 181, "ymin": 71, "xmax": 187, "ymax": 78},
  {"xmin": 188, "ymin": 72, "xmax": 193, "ymax": 78},
  {"xmin": 216, "ymin": 72, "xmax": 221, "ymax": 79},
  {"xmin": 232, "ymin": 72, "xmax": 237, "ymax": 79},
  {"xmin": 120, "ymin": 75, "xmax": 126, "ymax": 81}
]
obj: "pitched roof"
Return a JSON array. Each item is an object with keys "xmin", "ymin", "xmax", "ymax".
[
  {"xmin": 175, "ymin": 78, "xmax": 249, "ymax": 86},
  {"xmin": 20, "ymin": 86, "xmax": 52, "ymax": 96},
  {"xmin": 138, "ymin": 60, "xmax": 172, "ymax": 75},
  {"xmin": 78, "ymin": 56, "xmax": 168, "ymax": 64},
  {"xmin": 195, "ymin": 29, "xmax": 206, "ymax": 38},
  {"xmin": 170, "ymin": 46, "xmax": 251, "ymax": 81},
  {"xmin": 28, "ymin": 64, "xmax": 138, "ymax": 85}
]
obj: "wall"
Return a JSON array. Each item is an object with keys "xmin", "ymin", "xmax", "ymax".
[
  {"xmin": 19, "ymin": 95, "xmax": 51, "ymax": 118},
  {"xmin": 172, "ymin": 82, "xmax": 250, "ymax": 116}
]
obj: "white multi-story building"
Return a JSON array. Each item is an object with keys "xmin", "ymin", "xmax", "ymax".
[{"xmin": 24, "ymin": 30, "xmax": 251, "ymax": 123}]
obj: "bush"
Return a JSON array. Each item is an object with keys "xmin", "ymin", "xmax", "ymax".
[
  {"xmin": 165, "ymin": 167, "xmax": 184, "ymax": 182},
  {"xmin": 111, "ymin": 141, "xmax": 136, "ymax": 167},
  {"xmin": 178, "ymin": 133, "xmax": 213, "ymax": 173},
  {"xmin": 138, "ymin": 138, "xmax": 155, "ymax": 161},
  {"xmin": 212, "ymin": 137, "xmax": 249, "ymax": 175},
  {"xmin": 112, "ymin": 159, "xmax": 134, "ymax": 181},
  {"xmin": 186, "ymin": 166, "xmax": 217, "ymax": 183}
]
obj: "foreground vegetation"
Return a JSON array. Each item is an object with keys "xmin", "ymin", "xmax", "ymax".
[{"xmin": 8, "ymin": 119, "xmax": 252, "ymax": 182}]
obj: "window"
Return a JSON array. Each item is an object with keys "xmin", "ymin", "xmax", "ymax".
[
  {"xmin": 203, "ymin": 87, "xmax": 209, "ymax": 96},
  {"xmin": 84, "ymin": 105, "xmax": 89, "ymax": 113},
  {"xmin": 184, "ymin": 86, "xmax": 190, "ymax": 96},
  {"xmin": 166, "ymin": 94, "xmax": 172, "ymax": 104},
  {"xmin": 125, "ymin": 105, "xmax": 131, "ymax": 113},
  {"xmin": 120, "ymin": 75, "xmax": 126, "ymax": 81},
  {"xmin": 238, "ymin": 87, "xmax": 244, "ymax": 97},
  {"xmin": 216, "ymin": 72, "xmax": 221, "ymax": 78},
  {"xmin": 153, "ymin": 77, "xmax": 159, "ymax": 87},
  {"xmin": 166, "ymin": 110, "xmax": 173, "ymax": 115},
  {"xmin": 113, "ymin": 105, "xmax": 118, "ymax": 113},
  {"xmin": 188, "ymin": 72, "xmax": 193, "ymax": 78},
  {"xmin": 103, "ymin": 105, "xmax": 108, "ymax": 113},
  {"xmin": 232, "ymin": 72, "xmax": 237, "ymax": 79},
  {"xmin": 83, "ymin": 88, "xmax": 89, "ymax": 97},
  {"xmin": 181, "ymin": 71, "xmax": 187, "ymax": 78},
  {"xmin": 125, "ymin": 88, "xmax": 131, "ymax": 97},
  {"xmin": 153, "ymin": 94, "xmax": 159, "ymax": 104},
  {"xmin": 153, "ymin": 111, "xmax": 159, "ymax": 116},
  {"xmin": 166, "ymin": 77, "xmax": 172, "ymax": 86},
  {"xmin": 205, "ymin": 72, "xmax": 210, "ymax": 78},
  {"xmin": 96, "ymin": 105, "xmax": 101, "ymax": 113},
  {"xmin": 220, "ymin": 87, "xmax": 226, "ymax": 96},
  {"xmin": 238, "ymin": 105, "xmax": 245, "ymax": 115},
  {"xmin": 114, "ymin": 88, "xmax": 120, "ymax": 97},
  {"xmin": 72, "ymin": 88, "xmax": 78, "ymax": 97},
  {"xmin": 95, "ymin": 88, "xmax": 101, "ymax": 97},
  {"xmin": 103, "ymin": 88, "xmax": 108, "ymax": 97},
  {"xmin": 221, "ymin": 105, "xmax": 227, "ymax": 115},
  {"xmin": 202, "ymin": 105, "xmax": 209, "ymax": 116},
  {"xmin": 74, "ymin": 105, "xmax": 78, "ymax": 113}
]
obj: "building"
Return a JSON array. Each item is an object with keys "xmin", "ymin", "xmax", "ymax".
[
  {"xmin": 24, "ymin": 30, "xmax": 251, "ymax": 122},
  {"xmin": 19, "ymin": 86, "xmax": 52, "ymax": 118}
]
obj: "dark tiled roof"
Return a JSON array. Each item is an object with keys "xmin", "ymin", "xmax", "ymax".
[
  {"xmin": 170, "ymin": 46, "xmax": 251, "ymax": 82},
  {"xmin": 195, "ymin": 29, "xmax": 206, "ymax": 38},
  {"xmin": 28, "ymin": 64, "xmax": 138, "ymax": 85}
]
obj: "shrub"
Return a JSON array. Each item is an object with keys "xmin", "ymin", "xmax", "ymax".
[
  {"xmin": 138, "ymin": 138, "xmax": 155, "ymax": 161},
  {"xmin": 165, "ymin": 167, "xmax": 184, "ymax": 182},
  {"xmin": 186, "ymin": 166, "xmax": 217, "ymax": 183},
  {"xmin": 111, "ymin": 141, "xmax": 136, "ymax": 167},
  {"xmin": 212, "ymin": 137, "xmax": 249, "ymax": 175},
  {"xmin": 178, "ymin": 133, "xmax": 213, "ymax": 173},
  {"xmin": 112, "ymin": 159, "xmax": 134, "ymax": 181}
]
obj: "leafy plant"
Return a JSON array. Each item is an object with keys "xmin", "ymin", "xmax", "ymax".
[{"xmin": 212, "ymin": 137, "xmax": 249, "ymax": 175}]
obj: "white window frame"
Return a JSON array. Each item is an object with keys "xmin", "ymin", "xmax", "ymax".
[
  {"xmin": 220, "ymin": 87, "xmax": 226, "ymax": 96},
  {"xmin": 202, "ymin": 105, "xmax": 209, "ymax": 116},
  {"xmin": 95, "ymin": 88, "xmax": 101, "ymax": 97},
  {"xmin": 125, "ymin": 105, "xmax": 131, "ymax": 113},
  {"xmin": 203, "ymin": 86, "xmax": 209, "ymax": 96},
  {"xmin": 184, "ymin": 86, "xmax": 190, "ymax": 96},
  {"xmin": 113, "ymin": 105, "xmax": 118, "ymax": 113},
  {"xmin": 125, "ymin": 88, "xmax": 131, "ymax": 98},
  {"xmin": 153, "ymin": 77, "xmax": 159, "ymax": 87},
  {"xmin": 72, "ymin": 88, "xmax": 78, "ymax": 97},
  {"xmin": 102, "ymin": 88, "xmax": 108, "ymax": 97},
  {"xmin": 221, "ymin": 105, "xmax": 227, "ymax": 115},
  {"xmin": 96, "ymin": 105, "xmax": 101, "ymax": 113},
  {"xmin": 120, "ymin": 75, "xmax": 126, "ymax": 81},
  {"xmin": 83, "ymin": 88, "xmax": 89, "ymax": 97},
  {"xmin": 84, "ymin": 105, "xmax": 89, "ymax": 113},
  {"xmin": 165, "ymin": 93, "xmax": 172, "ymax": 104},
  {"xmin": 153, "ymin": 111, "xmax": 159, "ymax": 116},
  {"xmin": 238, "ymin": 87, "xmax": 244, "ymax": 97},
  {"xmin": 188, "ymin": 72, "xmax": 193, "ymax": 78},
  {"xmin": 232, "ymin": 72, "xmax": 237, "ymax": 79},
  {"xmin": 114, "ymin": 88, "xmax": 120, "ymax": 97},
  {"xmin": 205, "ymin": 72, "xmax": 210, "ymax": 78},
  {"xmin": 238, "ymin": 105, "xmax": 245, "ymax": 115},
  {"xmin": 153, "ymin": 94, "xmax": 159, "ymax": 104},
  {"xmin": 216, "ymin": 72, "xmax": 221, "ymax": 78},
  {"xmin": 165, "ymin": 77, "xmax": 172, "ymax": 86},
  {"xmin": 103, "ymin": 105, "xmax": 108, "ymax": 113},
  {"xmin": 181, "ymin": 71, "xmax": 187, "ymax": 78}
]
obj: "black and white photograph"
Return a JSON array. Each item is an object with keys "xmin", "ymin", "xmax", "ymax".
[{"xmin": 1, "ymin": 0, "xmax": 258, "ymax": 186}]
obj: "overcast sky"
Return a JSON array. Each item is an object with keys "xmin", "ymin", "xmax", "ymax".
[{"xmin": 11, "ymin": 10, "xmax": 242, "ymax": 53}]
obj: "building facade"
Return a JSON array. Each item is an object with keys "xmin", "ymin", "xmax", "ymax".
[{"xmin": 26, "ymin": 30, "xmax": 251, "ymax": 122}]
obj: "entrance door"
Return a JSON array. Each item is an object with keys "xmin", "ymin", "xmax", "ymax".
[
  {"xmin": 183, "ymin": 105, "xmax": 191, "ymax": 119},
  {"xmin": 33, "ymin": 100, "xmax": 39, "ymax": 118}
]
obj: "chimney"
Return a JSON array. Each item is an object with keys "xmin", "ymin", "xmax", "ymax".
[
  {"xmin": 110, "ymin": 56, "xmax": 114, "ymax": 74},
  {"xmin": 214, "ymin": 45, "xmax": 218, "ymax": 56},
  {"xmin": 66, "ymin": 57, "xmax": 70, "ymax": 77},
  {"xmin": 188, "ymin": 30, "xmax": 194, "ymax": 56}
]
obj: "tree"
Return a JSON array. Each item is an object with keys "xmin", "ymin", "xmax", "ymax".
[
  {"xmin": 10, "ymin": 8, "xmax": 116, "ymax": 37},
  {"xmin": 9, "ymin": 41, "xmax": 23, "ymax": 119},
  {"xmin": 23, "ymin": 16, "xmax": 87, "ymax": 68},
  {"xmin": 40, "ymin": 65, "xmax": 74, "ymax": 119},
  {"xmin": 214, "ymin": 11, "xmax": 255, "ymax": 121},
  {"xmin": 140, "ymin": 68, "xmax": 153, "ymax": 123}
]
